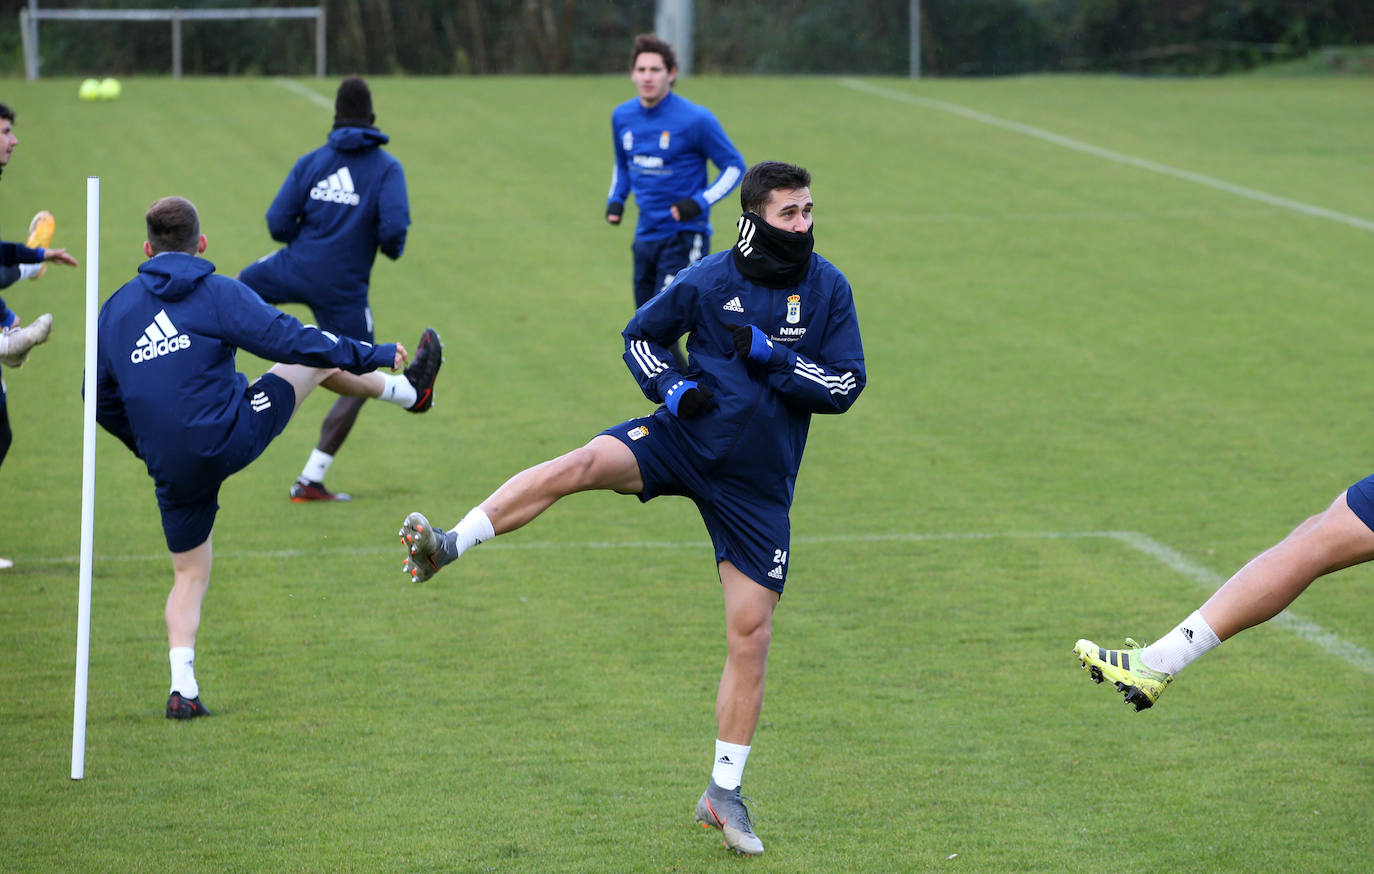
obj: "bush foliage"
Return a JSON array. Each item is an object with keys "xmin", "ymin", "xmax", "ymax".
[{"xmin": 5, "ymin": 0, "xmax": 1373, "ymax": 77}]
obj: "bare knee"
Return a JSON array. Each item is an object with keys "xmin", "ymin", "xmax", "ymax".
[{"xmin": 727, "ymin": 614, "xmax": 773, "ymax": 663}]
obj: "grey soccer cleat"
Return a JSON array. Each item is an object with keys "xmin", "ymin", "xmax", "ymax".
[
  {"xmin": 695, "ymin": 779, "xmax": 764, "ymax": 856},
  {"xmin": 0, "ymin": 312, "xmax": 53, "ymax": 368},
  {"xmin": 398, "ymin": 511, "xmax": 449, "ymax": 583}
]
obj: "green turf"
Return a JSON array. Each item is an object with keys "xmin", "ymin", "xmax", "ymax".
[{"xmin": 1, "ymin": 73, "xmax": 1372, "ymax": 872}]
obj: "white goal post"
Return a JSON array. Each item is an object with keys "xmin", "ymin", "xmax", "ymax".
[{"xmin": 20, "ymin": 2, "xmax": 326, "ymax": 81}]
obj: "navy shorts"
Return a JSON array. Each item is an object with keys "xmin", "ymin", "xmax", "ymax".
[
  {"xmin": 601, "ymin": 412, "xmax": 792, "ymax": 593},
  {"xmin": 631, "ymin": 230, "xmax": 709, "ymax": 309},
  {"xmin": 239, "ymin": 254, "xmax": 373, "ymax": 341},
  {"xmin": 1345, "ymin": 474, "xmax": 1374, "ymax": 532},
  {"xmin": 156, "ymin": 372, "xmax": 296, "ymax": 553}
]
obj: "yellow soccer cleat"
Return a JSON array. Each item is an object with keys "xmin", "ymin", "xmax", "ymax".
[
  {"xmin": 25, "ymin": 210, "xmax": 56, "ymax": 280},
  {"xmin": 1074, "ymin": 638, "xmax": 1172, "ymax": 711}
]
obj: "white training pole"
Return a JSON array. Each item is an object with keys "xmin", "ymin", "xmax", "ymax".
[{"xmin": 72, "ymin": 176, "xmax": 100, "ymax": 780}]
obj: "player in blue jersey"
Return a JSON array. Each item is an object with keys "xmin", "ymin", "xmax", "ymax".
[
  {"xmin": 606, "ymin": 34, "xmax": 745, "ymax": 367},
  {"xmin": 96, "ymin": 196, "xmax": 441, "ymax": 719},
  {"xmin": 0, "ymin": 101, "xmax": 78, "ymax": 571},
  {"xmin": 400, "ymin": 162, "xmax": 864, "ymax": 855},
  {"xmin": 239, "ymin": 77, "xmax": 440, "ymax": 504}
]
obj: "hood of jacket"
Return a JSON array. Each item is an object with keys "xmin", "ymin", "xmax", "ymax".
[
  {"xmin": 328, "ymin": 125, "xmax": 389, "ymax": 152},
  {"xmin": 135, "ymin": 252, "xmax": 216, "ymax": 302}
]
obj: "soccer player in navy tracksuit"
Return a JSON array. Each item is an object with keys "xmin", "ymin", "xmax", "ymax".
[
  {"xmin": 606, "ymin": 34, "xmax": 745, "ymax": 368},
  {"xmin": 0, "ymin": 101, "xmax": 78, "ymax": 571},
  {"xmin": 95, "ymin": 196, "xmax": 441, "ymax": 720},
  {"xmin": 239, "ymin": 76, "xmax": 440, "ymax": 504},
  {"xmin": 400, "ymin": 162, "xmax": 865, "ymax": 856}
]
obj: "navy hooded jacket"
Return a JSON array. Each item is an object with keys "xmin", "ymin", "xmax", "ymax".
[
  {"xmin": 258, "ymin": 126, "xmax": 409, "ymax": 303},
  {"xmin": 94, "ymin": 252, "xmax": 396, "ymax": 489},
  {"xmin": 622, "ymin": 247, "xmax": 865, "ymax": 503}
]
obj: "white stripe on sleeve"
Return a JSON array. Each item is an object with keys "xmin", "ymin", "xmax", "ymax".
[{"xmin": 704, "ymin": 165, "xmax": 742, "ymax": 205}]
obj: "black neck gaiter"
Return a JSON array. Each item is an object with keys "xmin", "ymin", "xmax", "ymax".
[{"xmin": 732, "ymin": 212, "xmax": 814, "ymax": 288}]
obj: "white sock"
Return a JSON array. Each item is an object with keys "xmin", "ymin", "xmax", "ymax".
[
  {"xmin": 378, "ymin": 373, "xmax": 417, "ymax": 408},
  {"xmin": 300, "ymin": 449, "xmax": 334, "ymax": 483},
  {"xmin": 711, "ymin": 740, "xmax": 750, "ymax": 791},
  {"xmin": 18, "ymin": 262, "xmax": 42, "ymax": 280},
  {"xmin": 169, "ymin": 646, "xmax": 199, "ymax": 699},
  {"xmin": 451, "ymin": 508, "xmax": 496, "ymax": 557},
  {"xmin": 1140, "ymin": 610, "xmax": 1221, "ymax": 675}
]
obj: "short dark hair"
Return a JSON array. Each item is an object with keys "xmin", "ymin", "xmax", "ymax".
[
  {"xmin": 630, "ymin": 33, "xmax": 677, "ymax": 72},
  {"xmin": 739, "ymin": 161, "xmax": 812, "ymax": 215},
  {"xmin": 146, "ymin": 196, "xmax": 201, "ymax": 255},
  {"xmin": 334, "ymin": 76, "xmax": 373, "ymax": 123},
  {"xmin": 0, "ymin": 102, "xmax": 14, "ymax": 123}
]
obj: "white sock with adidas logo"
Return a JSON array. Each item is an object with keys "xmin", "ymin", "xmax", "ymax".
[
  {"xmin": 378, "ymin": 373, "xmax": 418, "ymax": 408},
  {"xmin": 452, "ymin": 508, "xmax": 495, "ymax": 557},
  {"xmin": 169, "ymin": 646, "xmax": 199, "ymax": 699},
  {"xmin": 1140, "ymin": 610, "xmax": 1221, "ymax": 676},
  {"xmin": 711, "ymin": 739, "xmax": 750, "ymax": 791}
]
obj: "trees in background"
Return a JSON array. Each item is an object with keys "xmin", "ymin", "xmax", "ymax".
[{"xmin": 6, "ymin": 0, "xmax": 1372, "ymax": 77}]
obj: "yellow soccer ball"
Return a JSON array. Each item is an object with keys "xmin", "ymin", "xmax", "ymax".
[
  {"xmin": 98, "ymin": 78, "xmax": 122, "ymax": 101},
  {"xmin": 78, "ymin": 78, "xmax": 101, "ymax": 102}
]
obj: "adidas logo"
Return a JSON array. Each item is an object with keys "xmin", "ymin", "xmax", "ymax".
[
  {"xmin": 310, "ymin": 166, "xmax": 360, "ymax": 206},
  {"xmin": 722, "ymin": 296, "xmax": 745, "ymax": 313},
  {"xmin": 249, "ymin": 389, "xmax": 272, "ymax": 413},
  {"xmin": 768, "ymin": 565, "xmax": 784, "ymax": 580},
  {"xmin": 717, "ymin": 755, "xmax": 733, "ymax": 765},
  {"xmin": 130, "ymin": 309, "xmax": 190, "ymax": 364},
  {"xmin": 1182, "ymin": 627, "xmax": 1194, "ymax": 642}
]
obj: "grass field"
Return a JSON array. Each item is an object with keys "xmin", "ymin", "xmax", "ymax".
[{"xmin": 1, "ymin": 72, "xmax": 1372, "ymax": 872}]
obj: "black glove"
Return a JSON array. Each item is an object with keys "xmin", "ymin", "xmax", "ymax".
[
  {"xmin": 672, "ymin": 197, "xmax": 702, "ymax": 221},
  {"xmin": 676, "ymin": 384, "xmax": 713, "ymax": 417},
  {"xmin": 725, "ymin": 322, "xmax": 754, "ymax": 359},
  {"xmin": 606, "ymin": 201, "xmax": 624, "ymax": 223},
  {"xmin": 665, "ymin": 379, "xmax": 713, "ymax": 418}
]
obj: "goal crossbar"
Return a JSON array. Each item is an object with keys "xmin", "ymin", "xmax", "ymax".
[{"xmin": 21, "ymin": 4, "xmax": 326, "ymax": 80}]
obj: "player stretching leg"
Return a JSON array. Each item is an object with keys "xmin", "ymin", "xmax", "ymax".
[
  {"xmin": 399, "ymin": 162, "xmax": 866, "ymax": 855},
  {"xmin": 1076, "ymin": 484, "xmax": 1374, "ymax": 710}
]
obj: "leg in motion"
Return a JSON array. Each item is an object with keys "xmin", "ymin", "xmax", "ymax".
[
  {"xmin": 400, "ymin": 435, "xmax": 642, "ymax": 582},
  {"xmin": 1075, "ymin": 489, "xmax": 1374, "ymax": 710}
]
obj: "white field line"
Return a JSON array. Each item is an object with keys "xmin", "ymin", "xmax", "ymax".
[
  {"xmin": 41, "ymin": 529, "xmax": 1372, "ymax": 673},
  {"xmin": 840, "ymin": 78, "xmax": 1374, "ymax": 235},
  {"xmin": 274, "ymin": 77, "xmax": 333, "ymax": 110}
]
